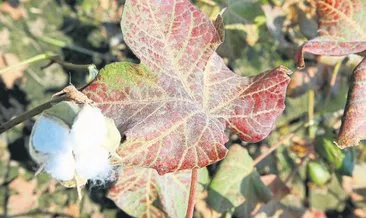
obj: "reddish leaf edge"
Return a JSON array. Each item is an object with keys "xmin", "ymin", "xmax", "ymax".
[
  {"xmin": 296, "ymin": 40, "xmax": 366, "ymax": 69},
  {"xmin": 336, "ymin": 57, "xmax": 366, "ymax": 148},
  {"xmin": 230, "ymin": 65, "xmax": 292, "ymax": 143},
  {"xmin": 152, "ymin": 65, "xmax": 291, "ymax": 174}
]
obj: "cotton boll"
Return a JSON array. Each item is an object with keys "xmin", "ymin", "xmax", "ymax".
[
  {"xmin": 31, "ymin": 115, "xmax": 71, "ymax": 154},
  {"xmin": 31, "ymin": 104, "xmax": 116, "ymax": 185},
  {"xmin": 45, "ymin": 150, "xmax": 76, "ymax": 181},
  {"xmin": 74, "ymin": 145, "xmax": 112, "ymax": 180},
  {"xmin": 70, "ymin": 104, "xmax": 108, "ymax": 154}
]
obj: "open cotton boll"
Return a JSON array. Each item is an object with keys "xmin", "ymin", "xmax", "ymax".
[
  {"xmin": 69, "ymin": 104, "xmax": 108, "ymax": 154},
  {"xmin": 74, "ymin": 145, "xmax": 112, "ymax": 180},
  {"xmin": 30, "ymin": 103, "xmax": 118, "ymax": 186},
  {"xmin": 31, "ymin": 115, "xmax": 71, "ymax": 154},
  {"xmin": 45, "ymin": 150, "xmax": 76, "ymax": 181},
  {"xmin": 69, "ymin": 104, "xmax": 113, "ymax": 181}
]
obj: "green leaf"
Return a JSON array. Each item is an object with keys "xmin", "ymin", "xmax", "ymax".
[
  {"xmin": 337, "ymin": 148, "xmax": 355, "ymax": 176},
  {"xmin": 315, "ymin": 136, "xmax": 355, "ymax": 176},
  {"xmin": 219, "ymin": 0, "xmax": 264, "ymax": 58},
  {"xmin": 316, "ymin": 137, "xmax": 344, "ymax": 169},
  {"xmin": 307, "ymin": 160, "xmax": 331, "ymax": 186},
  {"xmin": 207, "ymin": 144, "xmax": 272, "ymax": 217},
  {"xmin": 309, "ymin": 174, "xmax": 347, "ymax": 211}
]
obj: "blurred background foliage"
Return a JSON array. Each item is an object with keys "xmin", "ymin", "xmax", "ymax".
[{"xmin": 0, "ymin": 0, "xmax": 365, "ymax": 217}]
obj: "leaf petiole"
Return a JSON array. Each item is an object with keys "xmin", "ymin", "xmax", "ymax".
[{"xmin": 185, "ymin": 168, "xmax": 198, "ymax": 218}]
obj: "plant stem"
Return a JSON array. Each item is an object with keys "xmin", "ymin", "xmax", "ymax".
[
  {"xmin": 308, "ymin": 89, "xmax": 315, "ymax": 139},
  {"xmin": 0, "ymin": 52, "xmax": 58, "ymax": 75},
  {"xmin": 50, "ymin": 58, "xmax": 92, "ymax": 71},
  {"xmin": 0, "ymin": 95, "xmax": 69, "ymax": 134},
  {"xmin": 185, "ymin": 168, "xmax": 198, "ymax": 218}
]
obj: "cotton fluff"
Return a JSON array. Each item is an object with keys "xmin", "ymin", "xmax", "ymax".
[
  {"xmin": 69, "ymin": 104, "xmax": 112, "ymax": 180},
  {"xmin": 74, "ymin": 145, "xmax": 111, "ymax": 180},
  {"xmin": 31, "ymin": 104, "xmax": 114, "ymax": 182},
  {"xmin": 45, "ymin": 150, "xmax": 76, "ymax": 181},
  {"xmin": 31, "ymin": 115, "xmax": 76, "ymax": 181},
  {"xmin": 31, "ymin": 115, "xmax": 71, "ymax": 154},
  {"xmin": 69, "ymin": 104, "xmax": 108, "ymax": 154}
]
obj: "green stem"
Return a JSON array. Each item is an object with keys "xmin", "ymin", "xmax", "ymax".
[
  {"xmin": 47, "ymin": 59, "xmax": 98, "ymax": 84},
  {"xmin": 308, "ymin": 89, "xmax": 315, "ymax": 139},
  {"xmin": 50, "ymin": 57, "xmax": 92, "ymax": 71},
  {"xmin": 0, "ymin": 53, "xmax": 58, "ymax": 75}
]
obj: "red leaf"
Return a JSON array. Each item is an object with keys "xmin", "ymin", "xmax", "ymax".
[
  {"xmin": 297, "ymin": 0, "xmax": 366, "ymax": 68},
  {"xmin": 337, "ymin": 57, "xmax": 366, "ymax": 147},
  {"xmin": 84, "ymin": 0, "xmax": 291, "ymax": 174}
]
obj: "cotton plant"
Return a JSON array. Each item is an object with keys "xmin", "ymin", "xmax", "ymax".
[{"xmin": 29, "ymin": 101, "xmax": 121, "ymax": 198}]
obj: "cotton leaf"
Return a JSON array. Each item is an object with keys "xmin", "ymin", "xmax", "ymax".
[
  {"xmin": 337, "ymin": 57, "xmax": 366, "ymax": 148},
  {"xmin": 83, "ymin": 0, "xmax": 291, "ymax": 175},
  {"xmin": 297, "ymin": 0, "xmax": 366, "ymax": 68},
  {"xmin": 294, "ymin": 0, "xmax": 366, "ymax": 150},
  {"xmin": 207, "ymin": 144, "xmax": 272, "ymax": 217},
  {"xmin": 107, "ymin": 167, "xmax": 209, "ymax": 218}
]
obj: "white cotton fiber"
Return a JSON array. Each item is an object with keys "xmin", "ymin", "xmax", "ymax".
[
  {"xmin": 69, "ymin": 104, "xmax": 108, "ymax": 154},
  {"xmin": 74, "ymin": 145, "xmax": 112, "ymax": 180},
  {"xmin": 45, "ymin": 150, "xmax": 76, "ymax": 181},
  {"xmin": 69, "ymin": 104, "xmax": 112, "ymax": 180},
  {"xmin": 31, "ymin": 115, "xmax": 71, "ymax": 154},
  {"xmin": 30, "ymin": 104, "xmax": 114, "ymax": 183}
]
